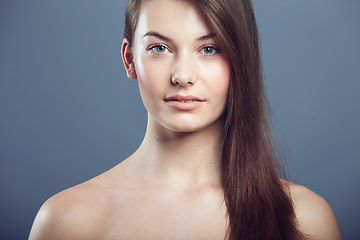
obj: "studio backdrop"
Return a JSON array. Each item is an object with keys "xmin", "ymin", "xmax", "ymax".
[{"xmin": 0, "ymin": 0, "xmax": 359, "ymax": 239}]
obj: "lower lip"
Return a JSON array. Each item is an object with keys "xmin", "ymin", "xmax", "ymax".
[{"xmin": 165, "ymin": 100, "xmax": 204, "ymax": 111}]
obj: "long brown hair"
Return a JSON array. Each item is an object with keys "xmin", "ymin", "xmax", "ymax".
[{"xmin": 124, "ymin": 0, "xmax": 305, "ymax": 239}]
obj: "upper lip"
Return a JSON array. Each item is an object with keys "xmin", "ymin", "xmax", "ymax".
[{"xmin": 164, "ymin": 95, "xmax": 205, "ymax": 101}]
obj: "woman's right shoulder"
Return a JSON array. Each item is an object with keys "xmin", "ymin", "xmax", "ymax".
[
  {"xmin": 28, "ymin": 160, "xmax": 139, "ymax": 239},
  {"xmin": 28, "ymin": 161, "xmax": 133, "ymax": 240},
  {"xmin": 28, "ymin": 182, "xmax": 109, "ymax": 240}
]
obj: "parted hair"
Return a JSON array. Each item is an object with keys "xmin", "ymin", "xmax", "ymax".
[{"xmin": 124, "ymin": 0, "xmax": 306, "ymax": 239}]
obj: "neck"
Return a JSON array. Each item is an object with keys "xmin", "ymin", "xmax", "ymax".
[{"xmin": 132, "ymin": 116, "xmax": 223, "ymax": 190}]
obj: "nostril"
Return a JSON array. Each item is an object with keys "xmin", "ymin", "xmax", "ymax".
[
  {"xmin": 171, "ymin": 77, "xmax": 194, "ymax": 87},
  {"xmin": 171, "ymin": 58, "xmax": 196, "ymax": 87},
  {"xmin": 171, "ymin": 76, "xmax": 179, "ymax": 86}
]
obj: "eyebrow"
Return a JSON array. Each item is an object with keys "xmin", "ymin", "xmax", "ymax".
[
  {"xmin": 143, "ymin": 31, "xmax": 216, "ymax": 42},
  {"xmin": 143, "ymin": 32, "xmax": 172, "ymax": 42},
  {"xmin": 196, "ymin": 33, "xmax": 216, "ymax": 41}
]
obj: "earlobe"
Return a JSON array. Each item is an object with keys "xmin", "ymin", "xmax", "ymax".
[{"xmin": 121, "ymin": 38, "xmax": 137, "ymax": 80}]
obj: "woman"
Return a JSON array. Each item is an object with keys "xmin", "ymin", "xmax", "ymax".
[{"xmin": 29, "ymin": 0, "xmax": 342, "ymax": 239}]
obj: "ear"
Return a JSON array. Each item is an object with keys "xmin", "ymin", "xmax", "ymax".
[{"xmin": 121, "ymin": 38, "xmax": 137, "ymax": 80}]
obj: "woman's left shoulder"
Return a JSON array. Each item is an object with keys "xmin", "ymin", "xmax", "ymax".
[{"xmin": 285, "ymin": 181, "xmax": 342, "ymax": 240}]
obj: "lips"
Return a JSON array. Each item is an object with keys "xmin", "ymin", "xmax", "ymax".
[
  {"xmin": 164, "ymin": 95, "xmax": 205, "ymax": 111},
  {"xmin": 170, "ymin": 99, "xmax": 197, "ymax": 103}
]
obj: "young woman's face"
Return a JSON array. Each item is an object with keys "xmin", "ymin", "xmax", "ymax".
[{"xmin": 129, "ymin": 0, "xmax": 230, "ymax": 132}]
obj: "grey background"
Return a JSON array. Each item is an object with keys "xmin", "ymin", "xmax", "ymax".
[{"xmin": 0, "ymin": 0, "xmax": 359, "ymax": 239}]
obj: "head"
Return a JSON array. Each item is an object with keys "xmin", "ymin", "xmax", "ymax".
[
  {"xmin": 123, "ymin": 0, "xmax": 263, "ymax": 135},
  {"xmin": 122, "ymin": 0, "xmax": 234, "ymax": 133}
]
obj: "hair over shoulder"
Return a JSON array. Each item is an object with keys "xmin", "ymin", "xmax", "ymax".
[{"xmin": 124, "ymin": 0, "xmax": 306, "ymax": 239}]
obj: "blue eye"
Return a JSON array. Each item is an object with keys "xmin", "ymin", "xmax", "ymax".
[
  {"xmin": 151, "ymin": 45, "xmax": 169, "ymax": 53},
  {"xmin": 200, "ymin": 46, "xmax": 218, "ymax": 56}
]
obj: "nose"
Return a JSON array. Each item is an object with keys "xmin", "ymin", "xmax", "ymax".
[{"xmin": 171, "ymin": 52, "xmax": 197, "ymax": 87}]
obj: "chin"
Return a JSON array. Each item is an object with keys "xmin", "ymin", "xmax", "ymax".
[
  {"xmin": 162, "ymin": 119, "xmax": 223, "ymax": 134},
  {"xmin": 149, "ymin": 112, "xmax": 225, "ymax": 134},
  {"xmin": 165, "ymin": 123, "xmax": 203, "ymax": 133}
]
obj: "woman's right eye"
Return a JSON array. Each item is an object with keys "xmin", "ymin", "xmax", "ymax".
[{"xmin": 149, "ymin": 45, "xmax": 170, "ymax": 54}]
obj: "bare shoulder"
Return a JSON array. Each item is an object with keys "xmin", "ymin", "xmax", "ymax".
[
  {"xmin": 29, "ymin": 162, "xmax": 132, "ymax": 240},
  {"xmin": 286, "ymin": 181, "xmax": 342, "ymax": 240},
  {"xmin": 29, "ymin": 181, "xmax": 110, "ymax": 240}
]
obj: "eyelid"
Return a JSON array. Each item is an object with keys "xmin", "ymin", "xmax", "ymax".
[
  {"xmin": 198, "ymin": 45, "xmax": 220, "ymax": 56},
  {"xmin": 148, "ymin": 43, "xmax": 173, "ymax": 54}
]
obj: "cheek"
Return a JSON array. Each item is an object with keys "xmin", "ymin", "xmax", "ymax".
[
  {"xmin": 134, "ymin": 57, "xmax": 172, "ymax": 107},
  {"xmin": 199, "ymin": 59, "xmax": 230, "ymax": 99}
]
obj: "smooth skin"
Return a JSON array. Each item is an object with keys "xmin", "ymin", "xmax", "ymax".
[{"xmin": 29, "ymin": 0, "xmax": 342, "ymax": 239}]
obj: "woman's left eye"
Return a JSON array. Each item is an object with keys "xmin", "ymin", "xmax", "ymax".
[{"xmin": 200, "ymin": 46, "xmax": 218, "ymax": 55}]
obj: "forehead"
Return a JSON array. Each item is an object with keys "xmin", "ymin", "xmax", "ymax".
[{"xmin": 135, "ymin": 0, "xmax": 211, "ymax": 39}]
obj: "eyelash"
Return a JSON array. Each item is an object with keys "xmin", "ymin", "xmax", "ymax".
[
  {"xmin": 148, "ymin": 44, "xmax": 220, "ymax": 57},
  {"xmin": 148, "ymin": 44, "xmax": 172, "ymax": 55},
  {"xmin": 199, "ymin": 46, "xmax": 219, "ymax": 57}
]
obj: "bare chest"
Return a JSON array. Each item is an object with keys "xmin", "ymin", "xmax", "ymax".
[{"xmin": 99, "ymin": 189, "xmax": 228, "ymax": 240}]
